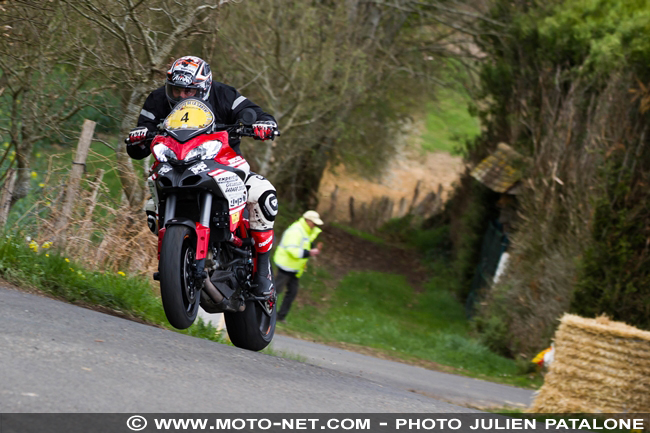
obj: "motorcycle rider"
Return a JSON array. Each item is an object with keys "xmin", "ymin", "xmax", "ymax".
[{"xmin": 126, "ymin": 56, "xmax": 278, "ymax": 300}]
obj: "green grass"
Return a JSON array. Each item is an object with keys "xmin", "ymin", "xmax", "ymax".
[
  {"xmin": 421, "ymin": 87, "xmax": 481, "ymax": 154},
  {"xmin": 0, "ymin": 234, "xmax": 225, "ymax": 343},
  {"xmin": 277, "ymin": 265, "xmax": 543, "ymax": 388}
]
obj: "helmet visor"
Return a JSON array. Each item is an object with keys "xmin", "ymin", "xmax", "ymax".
[{"xmin": 165, "ymin": 83, "xmax": 202, "ymax": 105}]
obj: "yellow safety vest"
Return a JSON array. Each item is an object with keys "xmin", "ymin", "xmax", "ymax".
[{"xmin": 273, "ymin": 218, "xmax": 322, "ymax": 278}]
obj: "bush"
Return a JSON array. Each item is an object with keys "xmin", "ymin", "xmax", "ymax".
[{"xmin": 452, "ymin": 0, "xmax": 650, "ymax": 357}]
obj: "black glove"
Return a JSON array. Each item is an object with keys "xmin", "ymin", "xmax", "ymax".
[
  {"xmin": 125, "ymin": 127, "xmax": 149, "ymax": 146},
  {"xmin": 252, "ymin": 121, "xmax": 278, "ymax": 141}
]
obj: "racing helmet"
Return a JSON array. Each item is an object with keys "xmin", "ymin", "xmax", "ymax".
[{"xmin": 165, "ymin": 56, "xmax": 212, "ymax": 106}]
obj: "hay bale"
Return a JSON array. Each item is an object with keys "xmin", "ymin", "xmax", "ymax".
[{"xmin": 529, "ymin": 313, "xmax": 650, "ymax": 413}]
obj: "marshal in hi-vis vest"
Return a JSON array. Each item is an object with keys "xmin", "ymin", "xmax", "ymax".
[{"xmin": 273, "ymin": 217, "xmax": 322, "ymax": 278}]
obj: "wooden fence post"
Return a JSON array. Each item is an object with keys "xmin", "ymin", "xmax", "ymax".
[
  {"xmin": 408, "ymin": 179, "xmax": 422, "ymax": 214},
  {"xmin": 54, "ymin": 119, "xmax": 96, "ymax": 247},
  {"xmin": 0, "ymin": 169, "xmax": 17, "ymax": 228},
  {"xmin": 78, "ymin": 168, "xmax": 105, "ymax": 255},
  {"xmin": 324, "ymin": 184, "xmax": 338, "ymax": 221}
]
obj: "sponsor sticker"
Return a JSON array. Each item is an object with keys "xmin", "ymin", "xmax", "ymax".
[
  {"xmin": 216, "ymin": 174, "xmax": 239, "ymax": 184},
  {"xmin": 172, "ymin": 73, "xmax": 192, "ymax": 85},
  {"xmin": 158, "ymin": 164, "xmax": 172, "ymax": 175},
  {"xmin": 189, "ymin": 162, "xmax": 209, "ymax": 175}
]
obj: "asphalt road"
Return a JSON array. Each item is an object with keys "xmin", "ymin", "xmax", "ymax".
[
  {"xmin": 269, "ymin": 335, "xmax": 534, "ymax": 410},
  {"xmin": 0, "ymin": 286, "xmax": 477, "ymax": 413}
]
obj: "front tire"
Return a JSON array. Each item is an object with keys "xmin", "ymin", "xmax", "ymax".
[
  {"xmin": 224, "ymin": 297, "xmax": 276, "ymax": 351},
  {"xmin": 160, "ymin": 225, "xmax": 200, "ymax": 329}
]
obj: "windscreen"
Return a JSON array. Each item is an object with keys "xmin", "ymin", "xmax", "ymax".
[{"xmin": 163, "ymin": 98, "xmax": 214, "ymax": 131}]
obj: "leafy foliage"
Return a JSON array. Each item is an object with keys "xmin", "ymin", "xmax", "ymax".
[
  {"xmin": 572, "ymin": 160, "xmax": 650, "ymax": 329},
  {"xmin": 450, "ymin": 0, "xmax": 650, "ymax": 357},
  {"xmin": 210, "ymin": 0, "xmax": 465, "ymax": 206}
]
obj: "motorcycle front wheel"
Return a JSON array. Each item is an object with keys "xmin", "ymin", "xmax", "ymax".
[
  {"xmin": 159, "ymin": 225, "xmax": 200, "ymax": 329},
  {"xmin": 224, "ymin": 296, "xmax": 276, "ymax": 351}
]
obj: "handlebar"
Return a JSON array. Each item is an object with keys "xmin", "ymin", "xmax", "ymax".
[
  {"xmin": 126, "ymin": 122, "xmax": 280, "ymax": 145},
  {"xmin": 213, "ymin": 123, "xmax": 281, "ymax": 138}
]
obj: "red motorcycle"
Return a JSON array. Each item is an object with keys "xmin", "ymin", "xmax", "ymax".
[{"xmin": 146, "ymin": 98, "xmax": 276, "ymax": 351}]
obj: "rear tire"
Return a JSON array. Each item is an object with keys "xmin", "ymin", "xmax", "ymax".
[
  {"xmin": 224, "ymin": 297, "xmax": 276, "ymax": 351},
  {"xmin": 160, "ymin": 225, "xmax": 200, "ymax": 329}
]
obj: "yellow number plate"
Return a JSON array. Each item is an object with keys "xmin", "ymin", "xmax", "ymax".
[{"xmin": 164, "ymin": 99, "xmax": 214, "ymax": 130}]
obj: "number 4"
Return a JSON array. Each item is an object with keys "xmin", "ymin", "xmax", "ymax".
[{"xmin": 181, "ymin": 112, "xmax": 189, "ymax": 122}]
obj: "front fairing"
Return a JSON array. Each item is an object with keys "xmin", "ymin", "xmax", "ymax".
[
  {"xmin": 152, "ymin": 158, "xmax": 246, "ymax": 194},
  {"xmin": 151, "ymin": 132, "xmax": 231, "ymax": 162},
  {"xmin": 150, "ymin": 96, "xmax": 234, "ymax": 163}
]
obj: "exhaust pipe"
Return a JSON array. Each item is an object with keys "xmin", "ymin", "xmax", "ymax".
[
  {"xmin": 203, "ymin": 278, "xmax": 224, "ymax": 303},
  {"xmin": 203, "ymin": 278, "xmax": 246, "ymax": 312}
]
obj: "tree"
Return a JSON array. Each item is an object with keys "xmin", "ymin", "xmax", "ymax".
[
  {"xmin": 0, "ymin": 0, "xmax": 113, "ymax": 207},
  {"xmin": 61, "ymin": 0, "xmax": 236, "ymax": 207},
  {"xmin": 210, "ymin": 0, "xmax": 487, "ymax": 206}
]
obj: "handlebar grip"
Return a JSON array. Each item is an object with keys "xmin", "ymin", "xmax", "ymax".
[
  {"xmin": 239, "ymin": 126, "xmax": 256, "ymax": 137},
  {"xmin": 125, "ymin": 130, "xmax": 157, "ymax": 145}
]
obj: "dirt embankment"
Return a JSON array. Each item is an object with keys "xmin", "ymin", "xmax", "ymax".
[
  {"xmin": 311, "ymin": 139, "xmax": 465, "ymax": 289},
  {"xmin": 315, "ymin": 224, "xmax": 430, "ymax": 291},
  {"xmin": 316, "ymin": 149, "xmax": 464, "ymax": 224}
]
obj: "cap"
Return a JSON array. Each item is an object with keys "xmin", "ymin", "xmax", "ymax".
[{"xmin": 302, "ymin": 210, "xmax": 324, "ymax": 226}]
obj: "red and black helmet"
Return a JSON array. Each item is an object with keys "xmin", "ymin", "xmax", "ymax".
[{"xmin": 165, "ymin": 56, "xmax": 213, "ymax": 106}]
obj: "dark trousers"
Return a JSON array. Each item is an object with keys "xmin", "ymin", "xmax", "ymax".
[{"xmin": 275, "ymin": 268, "xmax": 300, "ymax": 320}]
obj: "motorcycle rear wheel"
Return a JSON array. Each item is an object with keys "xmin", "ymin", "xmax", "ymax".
[
  {"xmin": 160, "ymin": 225, "xmax": 200, "ymax": 329},
  {"xmin": 224, "ymin": 297, "xmax": 276, "ymax": 351}
]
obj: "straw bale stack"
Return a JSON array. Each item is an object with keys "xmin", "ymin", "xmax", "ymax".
[{"xmin": 529, "ymin": 313, "xmax": 650, "ymax": 413}]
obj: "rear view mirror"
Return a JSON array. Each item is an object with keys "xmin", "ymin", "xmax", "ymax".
[{"xmin": 239, "ymin": 108, "xmax": 257, "ymax": 126}]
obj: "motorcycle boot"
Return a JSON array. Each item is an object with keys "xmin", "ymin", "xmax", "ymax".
[
  {"xmin": 251, "ymin": 229, "xmax": 275, "ymax": 300},
  {"xmin": 254, "ymin": 250, "xmax": 275, "ymax": 299}
]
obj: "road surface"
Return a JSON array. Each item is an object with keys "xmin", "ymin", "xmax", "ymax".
[{"xmin": 0, "ymin": 286, "xmax": 477, "ymax": 413}]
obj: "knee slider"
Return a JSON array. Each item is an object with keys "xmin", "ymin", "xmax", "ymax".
[{"xmin": 258, "ymin": 190, "xmax": 278, "ymax": 222}]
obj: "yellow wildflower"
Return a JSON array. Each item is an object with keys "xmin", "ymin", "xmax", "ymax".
[
  {"xmin": 30, "ymin": 171, "xmax": 37, "ymax": 179},
  {"xmin": 70, "ymin": 268, "xmax": 74, "ymax": 272},
  {"xmin": 35, "ymin": 152, "xmax": 41, "ymax": 158},
  {"xmin": 29, "ymin": 240, "xmax": 38, "ymax": 253},
  {"xmin": 65, "ymin": 258, "xmax": 70, "ymax": 263},
  {"xmin": 41, "ymin": 241, "xmax": 52, "ymax": 249},
  {"xmin": 45, "ymin": 254, "xmax": 50, "ymax": 258},
  {"xmin": 38, "ymin": 183, "xmax": 45, "ymax": 188},
  {"xmin": 117, "ymin": 271, "xmax": 126, "ymax": 277}
]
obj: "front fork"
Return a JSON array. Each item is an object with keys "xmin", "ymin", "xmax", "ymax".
[{"xmin": 158, "ymin": 192, "xmax": 213, "ymax": 282}]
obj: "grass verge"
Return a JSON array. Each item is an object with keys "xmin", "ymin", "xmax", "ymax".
[
  {"xmin": 0, "ymin": 234, "xmax": 225, "ymax": 343},
  {"xmin": 275, "ymin": 224, "xmax": 543, "ymax": 389}
]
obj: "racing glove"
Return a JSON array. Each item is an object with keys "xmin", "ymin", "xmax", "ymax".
[
  {"xmin": 126, "ymin": 126, "xmax": 149, "ymax": 146},
  {"xmin": 253, "ymin": 121, "xmax": 278, "ymax": 141}
]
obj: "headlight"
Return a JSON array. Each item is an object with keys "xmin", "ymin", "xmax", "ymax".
[
  {"xmin": 153, "ymin": 143, "xmax": 177, "ymax": 162},
  {"xmin": 185, "ymin": 140, "xmax": 223, "ymax": 162}
]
